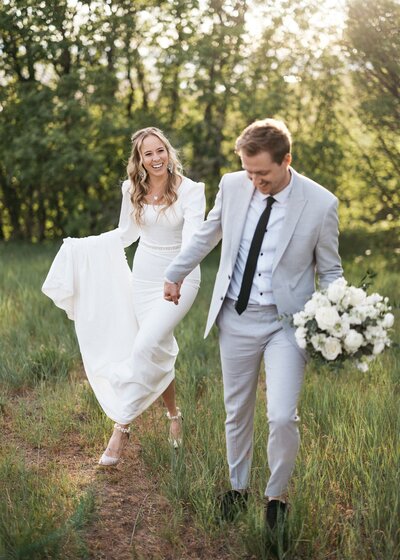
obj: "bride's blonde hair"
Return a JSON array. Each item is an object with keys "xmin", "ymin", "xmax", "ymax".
[{"xmin": 126, "ymin": 127, "xmax": 183, "ymax": 223}]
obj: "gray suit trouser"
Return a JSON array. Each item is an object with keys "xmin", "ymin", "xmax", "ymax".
[{"xmin": 217, "ymin": 298, "xmax": 306, "ymax": 498}]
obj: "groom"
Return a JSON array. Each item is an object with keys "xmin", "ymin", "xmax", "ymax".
[{"xmin": 164, "ymin": 118, "xmax": 342, "ymax": 527}]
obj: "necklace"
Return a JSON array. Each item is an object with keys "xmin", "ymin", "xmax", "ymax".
[
  {"xmin": 148, "ymin": 185, "xmax": 165, "ymax": 202},
  {"xmin": 147, "ymin": 176, "xmax": 167, "ymax": 202},
  {"xmin": 150, "ymin": 192, "xmax": 164, "ymax": 203}
]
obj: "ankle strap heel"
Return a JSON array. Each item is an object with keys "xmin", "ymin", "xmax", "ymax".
[
  {"xmin": 98, "ymin": 423, "xmax": 130, "ymax": 467},
  {"xmin": 114, "ymin": 423, "xmax": 130, "ymax": 434},
  {"xmin": 166, "ymin": 408, "xmax": 182, "ymax": 421},
  {"xmin": 166, "ymin": 408, "xmax": 183, "ymax": 449}
]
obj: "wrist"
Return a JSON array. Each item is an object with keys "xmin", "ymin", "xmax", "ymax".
[{"xmin": 164, "ymin": 276, "xmax": 179, "ymax": 285}]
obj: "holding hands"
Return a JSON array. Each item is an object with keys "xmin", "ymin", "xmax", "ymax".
[{"xmin": 164, "ymin": 280, "xmax": 182, "ymax": 305}]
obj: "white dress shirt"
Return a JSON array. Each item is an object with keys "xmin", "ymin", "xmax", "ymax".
[{"xmin": 227, "ymin": 173, "xmax": 293, "ymax": 306}]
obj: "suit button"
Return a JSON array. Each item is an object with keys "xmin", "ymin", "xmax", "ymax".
[
  {"xmin": 260, "ymin": 253, "xmax": 263, "ymax": 256},
  {"xmin": 228, "ymin": 275, "xmax": 231, "ymax": 279},
  {"xmin": 220, "ymin": 296, "xmax": 224, "ymax": 300}
]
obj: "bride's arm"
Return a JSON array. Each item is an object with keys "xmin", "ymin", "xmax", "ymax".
[
  {"xmin": 180, "ymin": 180, "xmax": 206, "ymax": 248},
  {"xmin": 118, "ymin": 180, "xmax": 140, "ymax": 247}
]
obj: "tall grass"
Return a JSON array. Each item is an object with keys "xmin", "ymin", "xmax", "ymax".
[
  {"xmin": 0, "ymin": 243, "xmax": 78, "ymax": 389},
  {"xmin": 139, "ymin": 235, "xmax": 400, "ymax": 559},
  {"xmin": 0, "ymin": 234, "xmax": 399, "ymax": 559},
  {"xmin": 0, "ymin": 448, "xmax": 95, "ymax": 560}
]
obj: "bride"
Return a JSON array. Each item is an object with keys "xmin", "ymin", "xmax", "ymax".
[{"xmin": 43, "ymin": 127, "xmax": 205, "ymax": 465}]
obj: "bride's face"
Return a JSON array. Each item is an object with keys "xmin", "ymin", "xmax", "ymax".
[{"xmin": 140, "ymin": 135, "xmax": 169, "ymax": 182}]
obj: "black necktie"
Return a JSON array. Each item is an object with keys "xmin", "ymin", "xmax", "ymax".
[{"xmin": 235, "ymin": 196, "xmax": 276, "ymax": 315}]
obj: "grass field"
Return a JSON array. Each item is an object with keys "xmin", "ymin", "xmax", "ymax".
[{"xmin": 0, "ymin": 231, "xmax": 399, "ymax": 559}]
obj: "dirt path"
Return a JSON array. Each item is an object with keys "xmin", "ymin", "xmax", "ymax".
[
  {"xmin": 85, "ymin": 438, "xmax": 227, "ymax": 560},
  {"xmin": 3, "ymin": 398, "xmax": 234, "ymax": 560}
]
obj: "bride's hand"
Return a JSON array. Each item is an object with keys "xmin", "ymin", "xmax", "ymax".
[{"xmin": 164, "ymin": 280, "xmax": 182, "ymax": 305}]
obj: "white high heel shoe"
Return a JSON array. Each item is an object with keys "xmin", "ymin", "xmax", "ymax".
[
  {"xmin": 166, "ymin": 408, "xmax": 183, "ymax": 449},
  {"xmin": 98, "ymin": 423, "xmax": 130, "ymax": 466}
]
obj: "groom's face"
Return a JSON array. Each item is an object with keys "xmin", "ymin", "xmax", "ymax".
[{"xmin": 241, "ymin": 150, "xmax": 291, "ymax": 196}]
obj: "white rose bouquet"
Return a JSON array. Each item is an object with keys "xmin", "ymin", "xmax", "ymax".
[{"xmin": 293, "ymin": 277, "xmax": 394, "ymax": 372}]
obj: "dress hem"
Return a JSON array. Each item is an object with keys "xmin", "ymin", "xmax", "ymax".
[{"xmin": 105, "ymin": 370, "xmax": 175, "ymax": 425}]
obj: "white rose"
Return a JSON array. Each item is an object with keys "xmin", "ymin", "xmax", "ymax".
[
  {"xmin": 304, "ymin": 298, "xmax": 318, "ymax": 315},
  {"xmin": 327, "ymin": 278, "xmax": 347, "ymax": 303},
  {"xmin": 293, "ymin": 311, "xmax": 307, "ymax": 327},
  {"xmin": 350, "ymin": 306, "xmax": 366, "ymax": 322},
  {"xmin": 295, "ymin": 327, "xmax": 307, "ymax": 349},
  {"xmin": 304, "ymin": 291, "xmax": 330, "ymax": 315},
  {"xmin": 365, "ymin": 293, "xmax": 383, "ymax": 305},
  {"xmin": 315, "ymin": 306, "xmax": 341, "ymax": 331},
  {"xmin": 320, "ymin": 337, "xmax": 342, "ymax": 361},
  {"xmin": 361, "ymin": 305, "xmax": 379, "ymax": 320},
  {"xmin": 373, "ymin": 341, "xmax": 385, "ymax": 355},
  {"xmin": 343, "ymin": 286, "xmax": 367, "ymax": 307},
  {"xmin": 356, "ymin": 361, "xmax": 369, "ymax": 372},
  {"xmin": 365, "ymin": 325, "xmax": 386, "ymax": 342},
  {"xmin": 344, "ymin": 330, "xmax": 364, "ymax": 353},
  {"xmin": 381, "ymin": 313, "xmax": 394, "ymax": 329},
  {"xmin": 313, "ymin": 292, "xmax": 331, "ymax": 308},
  {"xmin": 347, "ymin": 309, "xmax": 363, "ymax": 325},
  {"xmin": 311, "ymin": 334, "xmax": 325, "ymax": 351},
  {"xmin": 329, "ymin": 315, "xmax": 350, "ymax": 337},
  {"xmin": 364, "ymin": 327, "xmax": 374, "ymax": 342}
]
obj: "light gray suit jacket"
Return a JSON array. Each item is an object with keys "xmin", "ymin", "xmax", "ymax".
[{"xmin": 165, "ymin": 167, "xmax": 343, "ymax": 344}]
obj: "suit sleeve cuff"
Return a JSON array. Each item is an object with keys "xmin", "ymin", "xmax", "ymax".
[{"xmin": 164, "ymin": 276, "xmax": 179, "ymax": 284}]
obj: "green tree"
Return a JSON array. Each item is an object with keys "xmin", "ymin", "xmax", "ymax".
[
  {"xmin": 0, "ymin": 0, "xmax": 147, "ymax": 239},
  {"xmin": 186, "ymin": 0, "xmax": 248, "ymax": 188},
  {"xmin": 0, "ymin": 0, "xmax": 398, "ymax": 239},
  {"xmin": 345, "ymin": 0, "xmax": 400, "ymax": 223}
]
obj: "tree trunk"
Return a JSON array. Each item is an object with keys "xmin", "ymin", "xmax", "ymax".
[{"xmin": 0, "ymin": 171, "xmax": 22, "ymax": 239}]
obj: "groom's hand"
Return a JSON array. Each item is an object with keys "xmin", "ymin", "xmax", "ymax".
[{"xmin": 164, "ymin": 280, "xmax": 182, "ymax": 305}]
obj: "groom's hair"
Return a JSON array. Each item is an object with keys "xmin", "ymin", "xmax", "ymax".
[{"xmin": 235, "ymin": 118, "xmax": 291, "ymax": 164}]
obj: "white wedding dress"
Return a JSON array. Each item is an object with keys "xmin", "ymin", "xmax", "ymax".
[{"xmin": 42, "ymin": 177, "xmax": 205, "ymax": 424}]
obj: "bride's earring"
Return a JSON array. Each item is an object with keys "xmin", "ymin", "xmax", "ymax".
[{"xmin": 167, "ymin": 162, "xmax": 173, "ymax": 173}]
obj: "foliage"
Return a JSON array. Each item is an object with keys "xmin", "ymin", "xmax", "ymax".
[
  {"xmin": 344, "ymin": 0, "xmax": 400, "ymax": 224},
  {"xmin": 0, "ymin": 0, "xmax": 399, "ymax": 240}
]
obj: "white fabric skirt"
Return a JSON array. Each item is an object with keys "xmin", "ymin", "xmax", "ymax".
[
  {"xmin": 42, "ymin": 231, "xmax": 199, "ymax": 425},
  {"xmin": 99, "ymin": 241, "xmax": 200, "ymax": 424}
]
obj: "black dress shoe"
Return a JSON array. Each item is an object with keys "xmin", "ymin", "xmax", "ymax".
[
  {"xmin": 218, "ymin": 490, "xmax": 249, "ymax": 521},
  {"xmin": 265, "ymin": 499, "xmax": 288, "ymax": 529}
]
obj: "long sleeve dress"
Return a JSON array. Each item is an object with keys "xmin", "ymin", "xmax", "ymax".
[{"xmin": 42, "ymin": 177, "xmax": 205, "ymax": 424}]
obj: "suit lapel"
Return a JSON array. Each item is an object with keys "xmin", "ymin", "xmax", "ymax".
[
  {"xmin": 229, "ymin": 176, "xmax": 255, "ymax": 267},
  {"xmin": 272, "ymin": 171, "xmax": 307, "ymax": 272}
]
